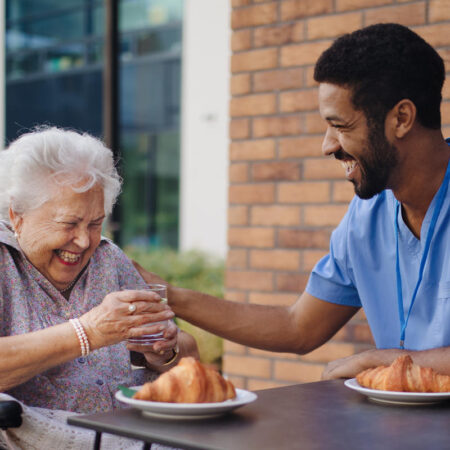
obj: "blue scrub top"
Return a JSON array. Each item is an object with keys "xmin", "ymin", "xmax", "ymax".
[{"xmin": 306, "ymin": 141, "xmax": 450, "ymax": 351}]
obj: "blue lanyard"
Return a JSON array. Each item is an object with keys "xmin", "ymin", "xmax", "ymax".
[{"xmin": 395, "ymin": 159, "xmax": 450, "ymax": 349}]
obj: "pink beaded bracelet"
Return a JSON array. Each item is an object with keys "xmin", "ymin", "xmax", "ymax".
[{"xmin": 70, "ymin": 318, "xmax": 90, "ymax": 357}]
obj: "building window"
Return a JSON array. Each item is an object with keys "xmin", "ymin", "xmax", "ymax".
[{"xmin": 5, "ymin": 0, "xmax": 183, "ymax": 248}]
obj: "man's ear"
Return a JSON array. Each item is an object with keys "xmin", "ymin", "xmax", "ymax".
[
  {"xmin": 385, "ymin": 99, "xmax": 416, "ymax": 139},
  {"xmin": 9, "ymin": 207, "xmax": 23, "ymax": 235}
]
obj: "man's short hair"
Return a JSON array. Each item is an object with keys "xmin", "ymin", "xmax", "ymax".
[{"xmin": 314, "ymin": 23, "xmax": 445, "ymax": 129}]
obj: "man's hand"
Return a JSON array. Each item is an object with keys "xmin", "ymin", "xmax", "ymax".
[{"xmin": 322, "ymin": 348, "xmax": 402, "ymax": 380}]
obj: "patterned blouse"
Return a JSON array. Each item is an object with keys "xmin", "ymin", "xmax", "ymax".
[{"xmin": 0, "ymin": 221, "xmax": 157, "ymax": 414}]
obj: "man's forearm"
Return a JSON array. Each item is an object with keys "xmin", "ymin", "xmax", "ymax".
[{"xmin": 168, "ymin": 286, "xmax": 300, "ymax": 352}]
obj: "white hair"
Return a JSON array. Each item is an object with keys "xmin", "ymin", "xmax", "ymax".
[{"xmin": 0, "ymin": 126, "xmax": 122, "ymax": 221}]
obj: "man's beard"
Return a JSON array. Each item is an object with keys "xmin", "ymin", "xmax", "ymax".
[{"xmin": 352, "ymin": 123, "xmax": 399, "ymax": 199}]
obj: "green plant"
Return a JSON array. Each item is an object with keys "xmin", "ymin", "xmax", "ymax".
[{"xmin": 125, "ymin": 246, "xmax": 225, "ymax": 367}]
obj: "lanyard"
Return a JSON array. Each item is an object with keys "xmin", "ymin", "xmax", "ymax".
[{"xmin": 395, "ymin": 159, "xmax": 450, "ymax": 349}]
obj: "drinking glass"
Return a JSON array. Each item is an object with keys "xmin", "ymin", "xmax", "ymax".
[{"xmin": 127, "ymin": 284, "xmax": 169, "ymax": 345}]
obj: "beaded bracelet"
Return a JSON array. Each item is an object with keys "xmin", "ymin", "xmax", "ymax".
[{"xmin": 70, "ymin": 318, "xmax": 90, "ymax": 357}]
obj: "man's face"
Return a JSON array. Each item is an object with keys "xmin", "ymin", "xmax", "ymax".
[{"xmin": 318, "ymin": 83, "xmax": 398, "ymax": 199}]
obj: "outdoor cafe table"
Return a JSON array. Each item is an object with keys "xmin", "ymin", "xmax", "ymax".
[{"xmin": 67, "ymin": 379, "xmax": 450, "ymax": 450}]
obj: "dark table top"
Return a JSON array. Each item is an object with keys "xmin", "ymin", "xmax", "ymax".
[{"xmin": 68, "ymin": 380, "xmax": 450, "ymax": 450}]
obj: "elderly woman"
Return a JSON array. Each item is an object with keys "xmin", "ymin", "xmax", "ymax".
[{"xmin": 0, "ymin": 127, "xmax": 198, "ymax": 448}]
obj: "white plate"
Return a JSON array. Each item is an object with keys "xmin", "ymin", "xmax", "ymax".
[
  {"xmin": 344, "ymin": 378, "xmax": 450, "ymax": 406},
  {"xmin": 116, "ymin": 387, "xmax": 257, "ymax": 420}
]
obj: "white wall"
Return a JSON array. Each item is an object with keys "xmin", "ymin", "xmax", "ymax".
[{"xmin": 179, "ymin": 0, "xmax": 230, "ymax": 258}]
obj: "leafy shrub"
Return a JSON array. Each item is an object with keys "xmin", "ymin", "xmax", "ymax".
[{"xmin": 124, "ymin": 246, "xmax": 225, "ymax": 366}]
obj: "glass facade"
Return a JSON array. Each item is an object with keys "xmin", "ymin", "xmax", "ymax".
[{"xmin": 5, "ymin": 0, "xmax": 183, "ymax": 247}]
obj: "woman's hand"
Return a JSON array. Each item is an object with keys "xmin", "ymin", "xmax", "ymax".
[
  {"xmin": 128, "ymin": 328, "xmax": 200, "ymax": 372},
  {"xmin": 79, "ymin": 289, "xmax": 175, "ymax": 350}
]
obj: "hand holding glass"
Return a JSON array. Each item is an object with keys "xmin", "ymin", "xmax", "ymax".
[{"xmin": 127, "ymin": 284, "xmax": 169, "ymax": 345}]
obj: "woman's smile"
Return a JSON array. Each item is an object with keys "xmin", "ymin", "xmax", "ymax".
[{"xmin": 55, "ymin": 249, "xmax": 82, "ymax": 266}]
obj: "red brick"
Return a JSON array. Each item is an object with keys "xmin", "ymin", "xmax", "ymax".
[
  {"xmin": 231, "ymin": 48, "xmax": 278, "ymax": 73},
  {"xmin": 279, "ymin": 136, "xmax": 323, "ymax": 158},
  {"xmin": 442, "ymin": 102, "xmax": 450, "ymax": 125},
  {"xmin": 303, "ymin": 158, "xmax": 345, "ymax": 180},
  {"xmin": 251, "ymin": 205, "xmax": 301, "ymax": 226},
  {"xmin": 305, "ymin": 66, "xmax": 318, "ymax": 87},
  {"xmin": 231, "ymin": 29, "xmax": 252, "ymax": 52},
  {"xmin": 332, "ymin": 181, "xmax": 355, "ymax": 203},
  {"xmin": 430, "ymin": 0, "xmax": 450, "ymax": 22},
  {"xmin": 365, "ymin": 3, "xmax": 426, "ymax": 27},
  {"xmin": 281, "ymin": 41, "xmax": 332, "ymax": 67},
  {"xmin": 278, "ymin": 229, "xmax": 330, "ymax": 249},
  {"xmin": 308, "ymin": 12, "xmax": 362, "ymax": 40},
  {"xmin": 274, "ymin": 360, "xmax": 324, "ymax": 382},
  {"xmin": 231, "ymin": 73, "xmax": 251, "ymax": 96},
  {"xmin": 443, "ymin": 79, "xmax": 450, "ymax": 101},
  {"xmin": 301, "ymin": 342, "xmax": 355, "ymax": 363},
  {"xmin": 230, "ymin": 94, "xmax": 277, "ymax": 117},
  {"xmin": 250, "ymin": 348, "xmax": 299, "ymax": 359},
  {"xmin": 332, "ymin": 326, "xmax": 350, "ymax": 342},
  {"xmin": 252, "ymin": 161, "xmax": 301, "ymax": 181},
  {"xmin": 253, "ymin": 116, "xmax": 301, "ymax": 138},
  {"xmin": 226, "ymin": 375, "xmax": 245, "ymax": 389},
  {"xmin": 336, "ymin": 0, "xmax": 391, "ymax": 12},
  {"xmin": 253, "ymin": 68, "xmax": 304, "ymax": 93},
  {"xmin": 278, "ymin": 181, "xmax": 330, "ymax": 203},
  {"xmin": 276, "ymin": 273, "xmax": 309, "ymax": 292},
  {"xmin": 355, "ymin": 309, "xmax": 367, "ymax": 321},
  {"xmin": 228, "ymin": 205, "xmax": 249, "ymax": 225},
  {"xmin": 226, "ymin": 270, "xmax": 274, "ymax": 291},
  {"xmin": 223, "ymin": 340, "xmax": 247, "ymax": 355},
  {"xmin": 304, "ymin": 113, "xmax": 327, "ymax": 134},
  {"xmin": 438, "ymin": 48, "xmax": 450, "ymax": 70},
  {"xmin": 416, "ymin": 24, "xmax": 450, "ymax": 48},
  {"xmin": 352, "ymin": 323, "xmax": 375, "ymax": 345},
  {"xmin": 304, "ymin": 204, "xmax": 348, "ymax": 226},
  {"xmin": 249, "ymin": 292, "xmax": 298, "ymax": 306},
  {"xmin": 280, "ymin": 89, "xmax": 319, "ymax": 113},
  {"xmin": 227, "ymin": 249, "xmax": 248, "ymax": 269},
  {"xmin": 250, "ymin": 249, "xmax": 300, "ymax": 271},
  {"xmin": 229, "ymin": 184, "xmax": 275, "ymax": 204},
  {"xmin": 281, "ymin": 0, "xmax": 333, "ymax": 20},
  {"xmin": 224, "ymin": 291, "xmax": 248, "ymax": 303},
  {"xmin": 302, "ymin": 249, "xmax": 327, "ymax": 271},
  {"xmin": 230, "ymin": 139, "xmax": 276, "ymax": 161},
  {"xmin": 229, "ymin": 163, "xmax": 249, "ymax": 183},
  {"xmin": 228, "ymin": 227, "xmax": 275, "ymax": 247},
  {"xmin": 227, "ymin": 375, "xmax": 245, "ymax": 389},
  {"xmin": 231, "ymin": 3, "xmax": 277, "ymax": 29},
  {"xmin": 230, "ymin": 118, "xmax": 250, "ymax": 139},
  {"xmin": 223, "ymin": 355, "xmax": 272, "ymax": 377},
  {"xmin": 253, "ymin": 23, "xmax": 304, "ymax": 47}
]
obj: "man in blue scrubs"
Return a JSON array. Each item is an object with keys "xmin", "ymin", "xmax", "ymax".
[{"xmin": 136, "ymin": 23, "xmax": 450, "ymax": 378}]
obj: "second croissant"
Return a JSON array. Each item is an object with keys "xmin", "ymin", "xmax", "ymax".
[{"xmin": 356, "ymin": 355, "xmax": 450, "ymax": 392}]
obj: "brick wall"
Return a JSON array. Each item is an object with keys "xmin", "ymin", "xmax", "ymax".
[{"xmin": 224, "ymin": 0, "xmax": 450, "ymax": 390}]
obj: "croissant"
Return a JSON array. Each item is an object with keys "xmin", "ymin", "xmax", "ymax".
[
  {"xmin": 356, "ymin": 355, "xmax": 450, "ymax": 392},
  {"xmin": 133, "ymin": 357, "xmax": 236, "ymax": 403}
]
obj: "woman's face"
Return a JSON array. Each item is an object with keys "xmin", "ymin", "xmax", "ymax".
[{"xmin": 10, "ymin": 183, "xmax": 105, "ymax": 291}]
